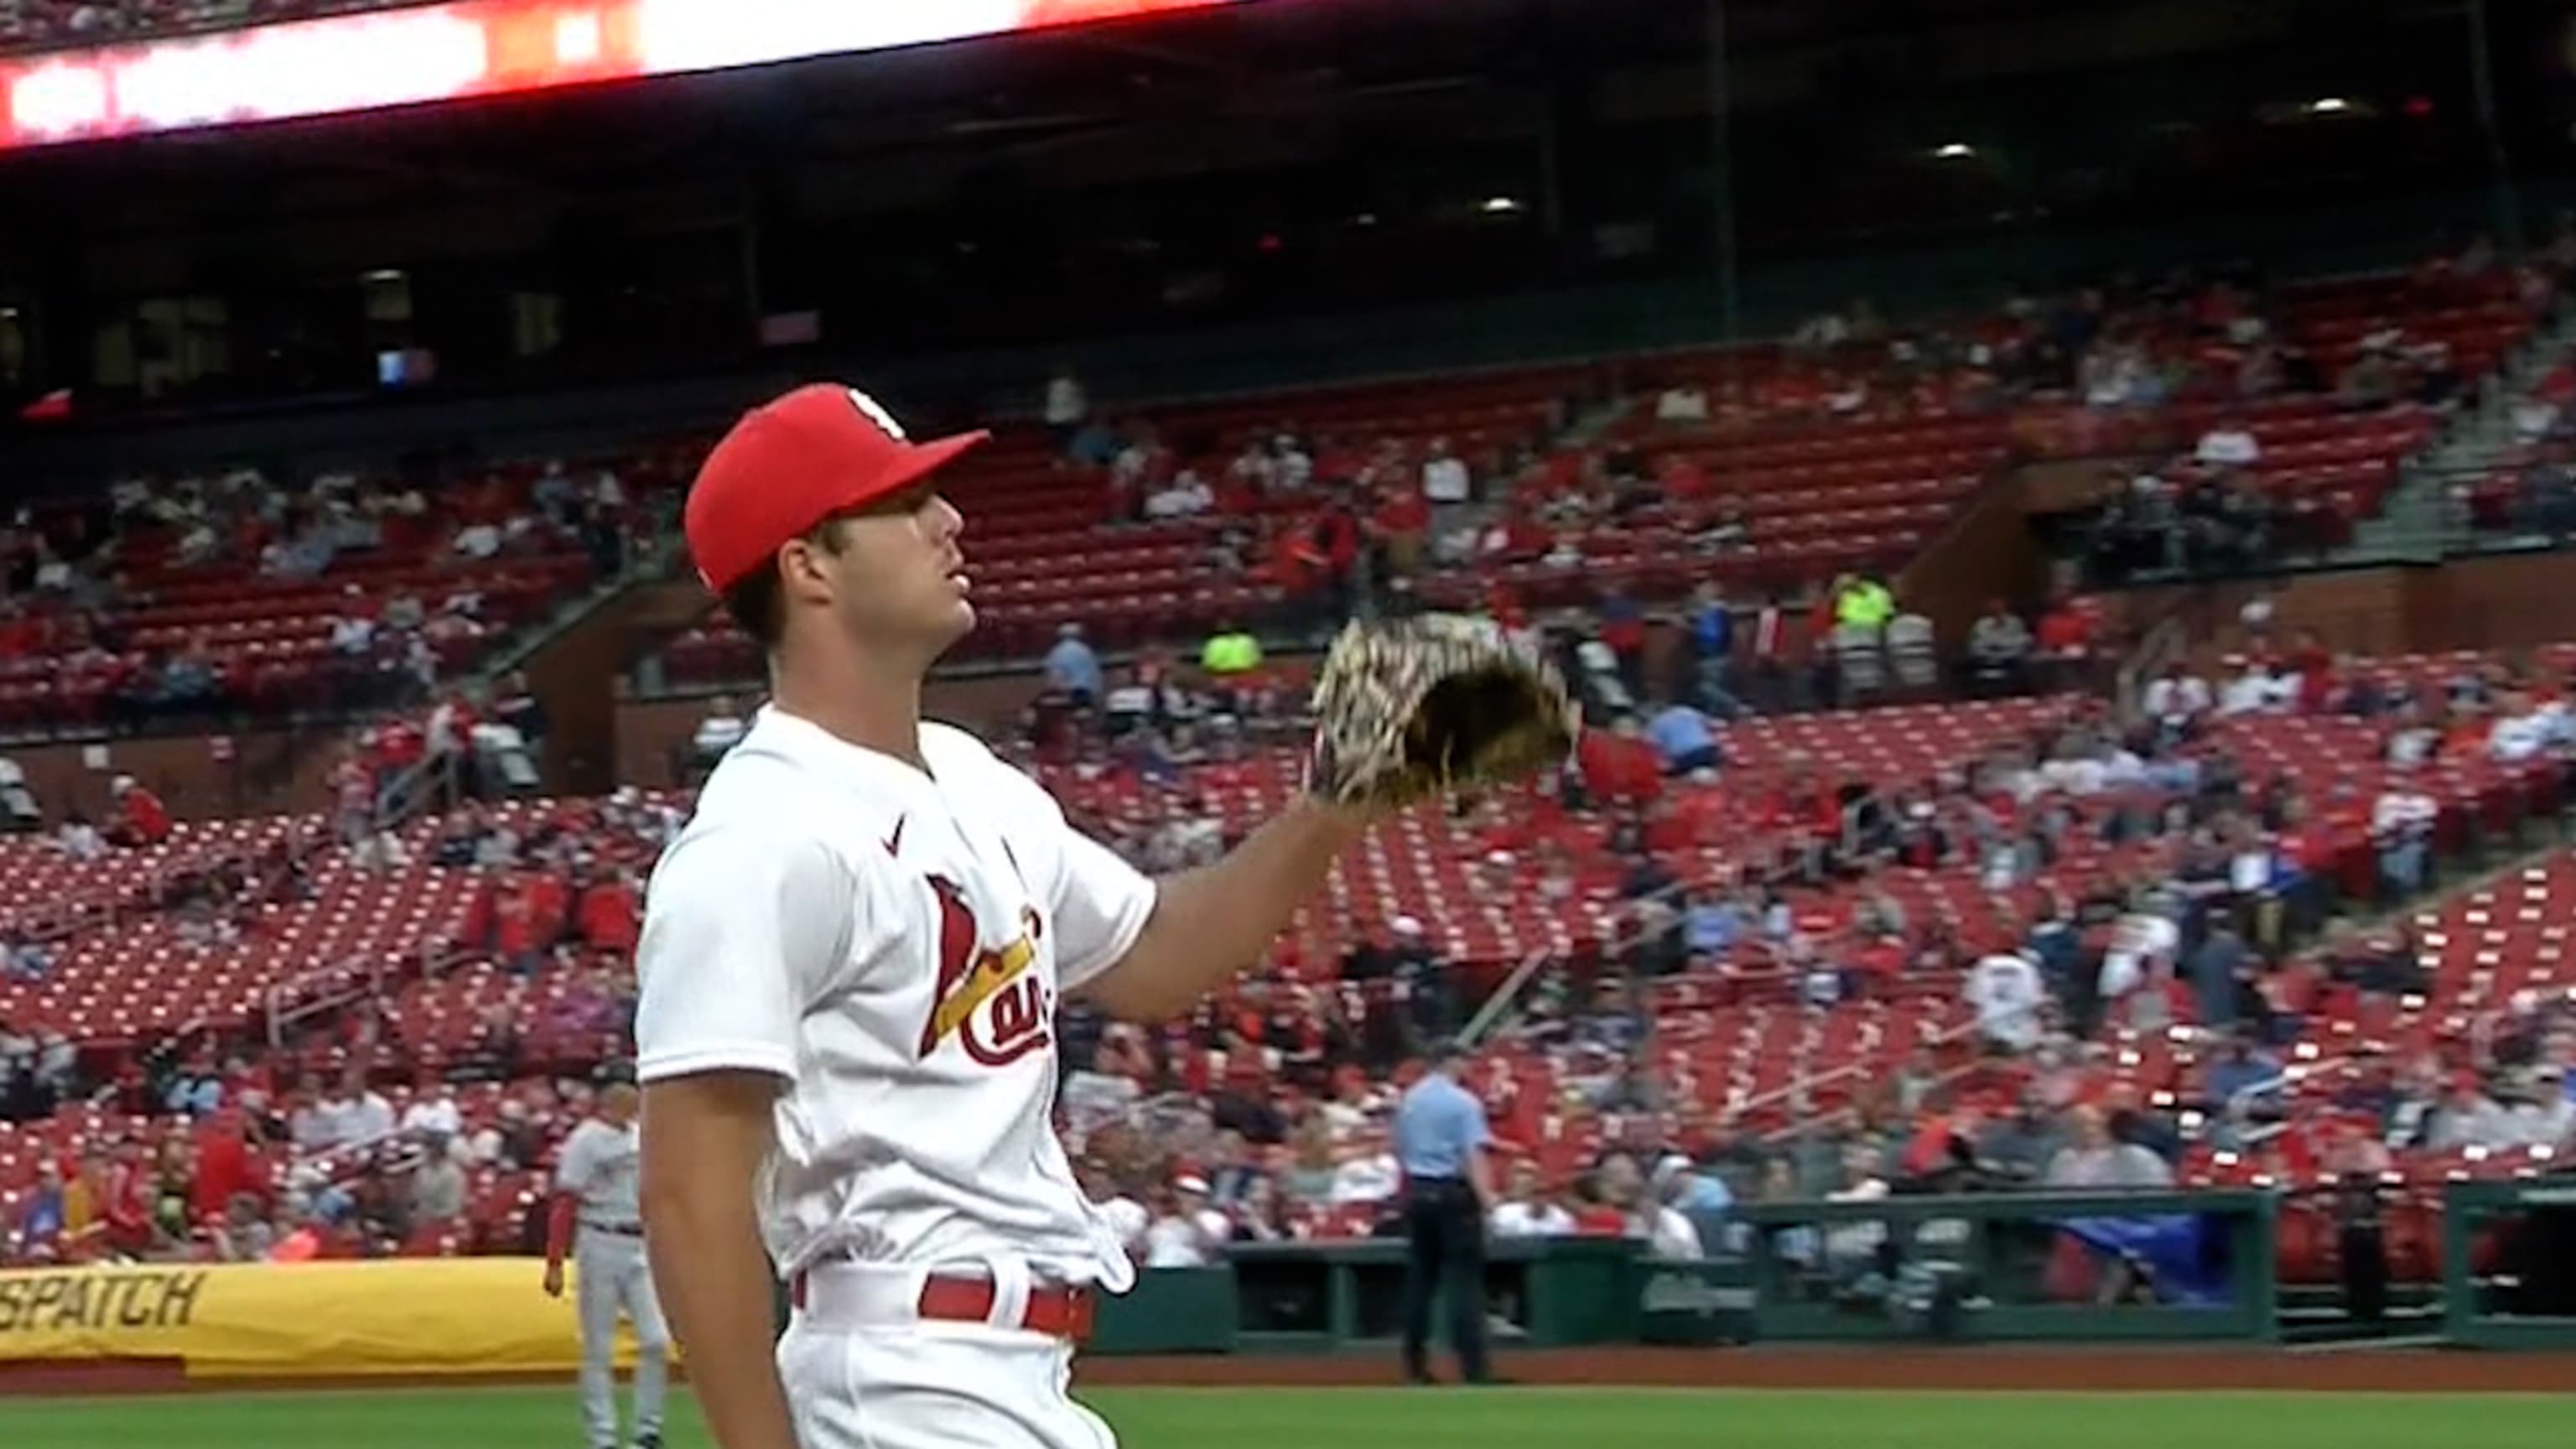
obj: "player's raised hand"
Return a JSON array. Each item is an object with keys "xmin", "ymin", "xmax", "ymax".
[{"xmin": 543, "ymin": 1261, "xmax": 566, "ymax": 1298}]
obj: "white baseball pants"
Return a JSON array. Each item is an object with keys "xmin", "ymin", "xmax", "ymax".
[{"xmin": 778, "ymin": 1262, "xmax": 1117, "ymax": 1449}]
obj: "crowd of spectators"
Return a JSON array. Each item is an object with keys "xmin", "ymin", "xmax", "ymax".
[
  {"xmin": 0, "ymin": 454, "xmax": 659, "ymax": 739},
  {"xmin": 10, "ymin": 615, "xmax": 2576, "ymax": 1276}
]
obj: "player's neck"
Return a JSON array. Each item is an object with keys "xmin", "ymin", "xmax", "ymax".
[{"xmin": 771, "ymin": 653, "xmax": 928, "ymax": 771}]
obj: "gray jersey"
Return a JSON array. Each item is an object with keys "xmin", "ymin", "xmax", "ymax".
[{"xmin": 557, "ymin": 1119, "xmax": 642, "ymax": 1224}]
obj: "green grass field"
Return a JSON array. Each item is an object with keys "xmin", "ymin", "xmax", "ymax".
[{"xmin": 3, "ymin": 1386, "xmax": 2573, "ymax": 1449}]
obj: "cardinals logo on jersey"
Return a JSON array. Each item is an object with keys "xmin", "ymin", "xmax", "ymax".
[{"xmin": 917, "ymin": 875, "xmax": 1052, "ymax": 1067}]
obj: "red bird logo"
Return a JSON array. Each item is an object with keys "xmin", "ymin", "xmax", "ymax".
[{"xmin": 917, "ymin": 875, "xmax": 1051, "ymax": 1067}]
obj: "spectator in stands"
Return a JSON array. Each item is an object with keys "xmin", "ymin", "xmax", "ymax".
[
  {"xmin": 1965, "ymin": 948, "xmax": 2046, "ymax": 1053},
  {"xmin": 1144, "ymin": 1176, "xmax": 1228, "ymax": 1268},
  {"xmin": 53, "ymin": 809, "xmax": 102, "ymax": 860},
  {"xmin": 2340, "ymin": 343, "xmax": 2401, "ymax": 411},
  {"xmin": 1199, "ymin": 620, "xmax": 1262, "ymax": 678},
  {"xmin": 1643, "ymin": 699, "xmax": 1720, "ymax": 776},
  {"xmin": 2044, "ymin": 1105, "xmax": 2173, "ymax": 1187},
  {"xmin": 1420, "ymin": 436, "xmax": 1473, "ymax": 527},
  {"xmin": 11, "ymin": 1159, "xmax": 67, "ymax": 1261},
  {"xmin": 2141, "ymin": 662, "xmax": 2212, "ymax": 742},
  {"xmin": 2370, "ymin": 762, "xmax": 2438, "ymax": 897},
  {"xmin": 1042, "ymin": 623, "xmax": 1104, "ymax": 707},
  {"xmin": 400, "ymin": 1077, "xmax": 464, "ymax": 1139},
  {"xmin": 2355, "ymin": 1057, "xmax": 2429, "ymax": 1148},
  {"xmin": 2507, "ymin": 1065, "xmax": 2573, "ymax": 1149},
  {"xmin": 2427, "ymin": 1072, "xmax": 2508, "ymax": 1151},
  {"xmin": 1488, "ymin": 1161, "xmax": 1575, "ymax": 1237},
  {"xmin": 1963, "ymin": 600, "xmax": 2033, "ymax": 696},
  {"xmin": 104, "ymin": 775, "xmax": 171, "ymax": 849},
  {"xmin": 408, "ymin": 1135, "xmax": 468, "ymax": 1231},
  {"xmin": 1043, "ymin": 364, "xmax": 1089, "ymax": 456},
  {"xmin": 287, "ymin": 1080, "xmax": 340, "ymax": 1153},
  {"xmin": 686, "ymin": 693, "xmax": 748, "ymax": 782},
  {"xmin": 2194, "ymin": 415, "xmax": 2262, "ymax": 470}
]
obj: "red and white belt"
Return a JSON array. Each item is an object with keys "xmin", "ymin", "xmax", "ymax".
[{"xmin": 788, "ymin": 1263, "xmax": 1096, "ymax": 1344}]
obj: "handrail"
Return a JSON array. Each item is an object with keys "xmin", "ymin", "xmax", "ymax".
[
  {"xmin": 1742, "ymin": 1013, "xmax": 1987, "ymax": 1144},
  {"xmin": 1457, "ymin": 871, "xmax": 1698, "ymax": 1048},
  {"xmin": 264, "ymin": 950, "xmax": 386, "ymax": 1049}
]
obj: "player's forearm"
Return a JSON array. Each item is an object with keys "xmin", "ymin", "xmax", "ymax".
[
  {"xmin": 647, "ymin": 1225, "xmax": 793, "ymax": 1449},
  {"xmin": 641, "ymin": 1077, "xmax": 798, "ymax": 1449},
  {"xmin": 543, "ymin": 1192, "xmax": 577, "ymax": 1270},
  {"xmin": 1081, "ymin": 797, "xmax": 1370, "ymax": 1021}
]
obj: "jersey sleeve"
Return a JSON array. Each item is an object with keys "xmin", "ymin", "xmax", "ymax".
[
  {"xmin": 1049, "ymin": 823, "xmax": 1159, "ymax": 991},
  {"xmin": 552, "ymin": 1127, "xmax": 597, "ymax": 1193},
  {"xmin": 635, "ymin": 826, "xmax": 856, "ymax": 1085}
]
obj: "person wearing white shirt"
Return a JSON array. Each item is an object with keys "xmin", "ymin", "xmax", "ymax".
[
  {"xmin": 2100, "ymin": 911, "xmax": 2179, "ymax": 1006},
  {"xmin": 1144, "ymin": 471, "xmax": 1213, "ymax": 520},
  {"xmin": 330, "ymin": 615, "xmax": 375, "ymax": 656},
  {"xmin": 1421, "ymin": 440, "xmax": 1472, "ymax": 506},
  {"xmin": 314, "ymin": 1085, "xmax": 359, "ymax": 1146},
  {"xmin": 2217, "ymin": 659, "xmax": 2278, "ymax": 716},
  {"xmin": 1966, "ymin": 952, "xmax": 2047, "ymax": 1052},
  {"xmin": 1330, "ymin": 1146, "xmax": 1402, "ymax": 1204},
  {"xmin": 2371, "ymin": 770, "xmax": 2438, "ymax": 896},
  {"xmin": 344, "ymin": 1083, "xmax": 396, "ymax": 1144},
  {"xmin": 2490, "ymin": 712, "xmax": 2549, "ymax": 761},
  {"xmin": 1487, "ymin": 1161, "xmax": 1576, "ymax": 1237},
  {"xmin": 1092, "ymin": 1187, "xmax": 1149, "ymax": 1259},
  {"xmin": 1043, "ymin": 368, "xmax": 1088, "ymax": 432},
  {"xmin": 400, "ymin": 1085, "xmax": 465, "ymax": 1140},
  {"xmin": 2142, "ymin": 670, "xmax": 2212, "ymax": 730},
  {"xmin": 691, "ymin": 698, "xmax": 746, "ymax": 762},
  {"xmin": 2038, "ymin": 755, "xmax": 2106, "ymax": 797},
  {"xmin": 2195, "ymin": 423, "xmax": 2262, "ymax": 469},
  {"xmin": 2490, "ymin": 693, "xmax": 2570, "ymax": 761},
  {"xmin": 1272, "ymin": 437, "xmax": 1312, "ymax": 491},
  {"xmin": 1644, "ymin": 1201, "xmax": 1704, "ymax": 1260},
  {"xmin": 1141, "ymin": 1176, "xmax": 1229, "ymax": 1267},
  {"xmin": 56, "ymin": 818, "xmax": 104, "ymax": 860}
]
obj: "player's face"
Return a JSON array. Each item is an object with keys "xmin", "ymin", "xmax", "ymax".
[{"xmin": 819, "ymin": 481, "xmax": 974, "ymax": 657}]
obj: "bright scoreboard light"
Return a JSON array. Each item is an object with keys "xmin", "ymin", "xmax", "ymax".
[{"xmin": 0, "ymin": 0, "xmax": 1247, "ymax": 151}]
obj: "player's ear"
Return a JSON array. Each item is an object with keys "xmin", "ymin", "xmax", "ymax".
[{"xmin": 775, "ymin": 525, "xmax": 845, "ymax": 607}]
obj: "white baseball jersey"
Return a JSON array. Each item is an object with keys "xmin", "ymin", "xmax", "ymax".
[
  {"xmin": 634, "ymin": 708, "xmax": 1154, "ymax": 1292},
  {"xmin": 557, "ymin": 1117, "xmax": 643, "ymax": 1223}
]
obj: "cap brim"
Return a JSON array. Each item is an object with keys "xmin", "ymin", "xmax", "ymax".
[{"xmin": 854, "ymin": 428, "xmax": 989, "ymax": 511}]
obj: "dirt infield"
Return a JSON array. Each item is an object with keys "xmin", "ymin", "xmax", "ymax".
[{"xmin": 1079, "ymin": 1346, "xmax": 2576, "ymax": 1391}]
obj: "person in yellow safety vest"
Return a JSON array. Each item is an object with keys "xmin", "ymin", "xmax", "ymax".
[
  {"xmin": 1835, "ymin": 575, "xmax": 1896, "ymax": 631},
  {"xmin": 1201, "ymin": 622, "xmax": 1263, "ymax": 675}
]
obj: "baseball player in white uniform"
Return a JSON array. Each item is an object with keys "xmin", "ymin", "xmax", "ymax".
[
  {"xmin": 634, "ymin": 384, "xmax": 1376, "ymax": 1449},
  {"xmin": 543, "ymin": 1070, "xmax": 672, "ymax": 1449}
]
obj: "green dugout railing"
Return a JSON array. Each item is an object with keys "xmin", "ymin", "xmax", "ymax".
[
  {"xmin": 1729, "ymin": 1188, "xmax": 2277, "ymax": 1343},
  {"xmin": 1077, "ymin": 1188, "xmax": 2278, "ymax": 1354},
  {"xmin": 2440, "ymin": 1177, "xmax": 2576, "ymax": 1349}
]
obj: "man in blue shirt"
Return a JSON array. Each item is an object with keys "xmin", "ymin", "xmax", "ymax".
[
  {"xmin": 1644, "ymin": 702, "xmax": 1720, "ymax": 776},
  {"xmin": 1392, "ymin": 1039, "xmax": 1496, "ymax": 1384},
  {"xmin": 1041, "ymin": 623, "xmax": 1104, "ymax": 706}
]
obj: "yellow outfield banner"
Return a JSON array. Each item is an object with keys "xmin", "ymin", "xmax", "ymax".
[{"xmin": 0, "ymin": 1258, "xmax": 666, "ymax": 1379}]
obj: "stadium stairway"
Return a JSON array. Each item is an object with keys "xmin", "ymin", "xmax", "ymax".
[{"xmin": 2351, "ymin": 303, "xmax": 2576, "ymax": 561}]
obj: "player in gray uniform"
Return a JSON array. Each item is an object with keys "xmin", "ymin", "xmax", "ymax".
[{"xmin": 543, "ymin": 1069, "xmax": 671, "ymax": 1449}]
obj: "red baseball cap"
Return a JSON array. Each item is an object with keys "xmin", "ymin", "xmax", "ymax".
[{"xmin": 684, "ymin": 382, "xmax": 989, "ymax": 593}]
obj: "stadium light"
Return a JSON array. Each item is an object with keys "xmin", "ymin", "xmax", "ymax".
[
  {"xmin": 0, "ymin": 0, "xmax": 1253, "ymax": 151},
  {"xmin": 1480, "ymin": 195, "xmax": 1524, "ymax": 215},
  {"xmin": 2305, "ymin": 96, "xmax": 2352, "ymax": 115},
  {"xmin": 1930, "ymin": 142, "xmax": 1975, "ymax": 159}
]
